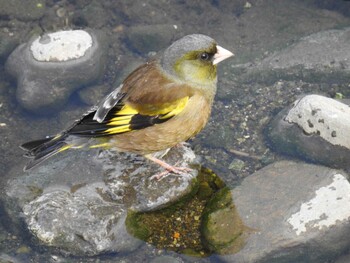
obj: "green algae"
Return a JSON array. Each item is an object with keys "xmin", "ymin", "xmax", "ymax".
[{"xmin": 125, "ymin": 167, "xmax": 225, "ymax": 257}]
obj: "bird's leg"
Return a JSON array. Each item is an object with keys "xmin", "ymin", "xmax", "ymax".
[
  {"xmin": 145, "ymin": 155, "xmax": 192, "ymax": 179},
  {"xmin": 174, "ymin": 141, "xmax": 191, "ymax": 148}
]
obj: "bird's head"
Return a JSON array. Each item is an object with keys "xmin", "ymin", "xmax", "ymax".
[{"xmin": 160, "ymin": 34, "xmax": 234, "ymax": 87}]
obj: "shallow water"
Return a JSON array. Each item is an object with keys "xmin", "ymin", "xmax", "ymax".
[{"xmin": 0, "ymin": 0, "xmax": 350, "ymax": 262}]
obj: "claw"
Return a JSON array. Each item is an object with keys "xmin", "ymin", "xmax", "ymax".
[{"xmin": 145, "ymin": 155, "xmax": 193, "ymax": 180}]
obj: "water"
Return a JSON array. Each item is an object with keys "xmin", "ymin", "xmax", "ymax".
[{"xmin": 0, "ymin": 0, "xmax": 350, "ymax": 262}]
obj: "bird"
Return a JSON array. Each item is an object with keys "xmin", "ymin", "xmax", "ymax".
[{"xmin": 21, "ymin": 34, "xmax": 234, "ymax": 175}]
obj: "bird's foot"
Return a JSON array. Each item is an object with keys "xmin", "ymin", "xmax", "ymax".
[
  {"xmin": 174, "ymin": 141, "xmax": 191, "ymax": 148},
  {"xmin": 146, "ymin": 155, "xmax": 193, "ymax": 180},
  {"xmin": 152, "ymin": 166, "xmax": 193, "ymax": 180}
]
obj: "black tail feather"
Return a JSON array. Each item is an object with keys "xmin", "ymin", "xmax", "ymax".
[
  {"xmin": 20, "ymin": 136, "xmax": 55, "ymax": 152},
  {"xmin": 21, "ymin": 134, "xmax": 70, "ymax": 171}
]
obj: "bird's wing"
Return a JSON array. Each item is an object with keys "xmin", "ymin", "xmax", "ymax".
[
  {"xmin": 67, "ymin": 61, "xmax": 193, "ymax": 137},
  {"xmin": 67, "ymin": 97, "xmax": 189, "ymax": 137},
  {"xmin": 92, "ymin": 83, "xmax": 125, "ymax": 123}
]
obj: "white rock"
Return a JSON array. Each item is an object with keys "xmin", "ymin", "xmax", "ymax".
[
  {"xmin": 285, "ymin": 95, "xmax": 350, "ymax": 149},
  {"xmin": 30, "ymin": 30, "xmax": 93, "ymax": 62},
  {"xmin": 287, "ymin": 173, "xmax": 350, "ymax": 235}
]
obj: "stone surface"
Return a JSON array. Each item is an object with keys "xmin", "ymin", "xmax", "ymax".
[
  {"xmin": 218, "ymin": 161, "xmax": 350, "ymax": 263},
  {"xmin": 201, "ymin": 187, "xmax": 246, "ymax": 255},
  {"xmin": 78, "ymin": 83, "xmax": 111, "ymax": 106},
  {"xmin": 5, "ymin": 29, "xmax": 107, "ymax": 114},
  {"xmin": 127, "ymin": 24, "xmax": 180, "ymax": 54},
  {"xmin": 287, "ymin": 173, "xmax": 350, "ymax": 236},
  {"xmin": 238, "ymin": 27, "xmax": 350, "ymax": 84},
  {"xmin": 335, "ymin": 250, "xmax": 350, "ymax": 263},
  {"xmin": 0, "ymin": 31, "xmax": 19, "ymax": 62},
  {"xmin": 3, "ymin": 145, "xmax": 199, "ymax": 256},
  {"xmin": 266, "ymin": 95, "xmax": 350, "ymax": 169},
  {"xmin": 30, "ymin": 30, "xmax": 92, "ymax": 62},
  {"xmin": 285, "ymin": 95, "xmax": 350, "ymax": 149},
  {"xmin": 0, "ymin": 0, "xmax": 45, "ymax": 21}
]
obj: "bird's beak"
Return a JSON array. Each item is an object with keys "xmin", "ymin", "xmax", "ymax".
[{"xmin": 213, "ymin": 45, "xmax": 234, "ymax": 65}]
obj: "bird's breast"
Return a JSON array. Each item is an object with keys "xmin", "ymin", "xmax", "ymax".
[{"xmin": 111, "ymin": 94, "xmax": 212, "ymax": 154}]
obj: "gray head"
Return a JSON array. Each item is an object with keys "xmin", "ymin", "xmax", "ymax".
[
  {"xmin": 159, "ymin": 34, "xmax": 233, "ymax": 85},
  {"xmin": 160, "ymin": 34, "xmax": 216, "ymax": 74}
]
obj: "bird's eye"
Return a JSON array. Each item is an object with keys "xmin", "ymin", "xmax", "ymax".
[{"xmin": 200, "ymin": 52, "xmax": 210, "ymax": 61}]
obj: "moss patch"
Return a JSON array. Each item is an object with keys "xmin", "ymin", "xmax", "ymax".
[{"xmin": 125, "ymin": 167, "xmax": 225, "ymax": 257}]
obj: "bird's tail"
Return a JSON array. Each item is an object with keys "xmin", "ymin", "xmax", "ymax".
[{"xmin": 20, "ymin": 134, "xmax": 73, "ymax": 171}]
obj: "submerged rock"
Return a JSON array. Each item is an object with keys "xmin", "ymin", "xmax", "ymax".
[
  {"xmin": 4, "ymin": 145, "xmax": 199, "ymax": 256},
  {"xmin": 201, "ymin": 187, "xmax": 247, "ymax": 255},
  {"xmin": 219, "ymin": 161, "xmax": 350, "ymax": 263},
  {"xmin": 238, "ymin": 27, "xmax": 350, "ymax": 84},
  {"xmin": 5, "ymin": 29, "xmax": 107, "ymax": 114},
  {"xmin": 0, "ymin": 0, "xmax": 45, "ymax": 21},
  {"xmin": 266, "ymin": 94, "xmax": 350, "ymax": 169},
  {"xmin": 127, "ymin": 24, "xmax": 180, "ymax": 54}
]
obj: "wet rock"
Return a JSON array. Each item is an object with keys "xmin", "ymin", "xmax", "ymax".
[
  {"xmin": 218, "ymin": 161, "xmax": 350, "ymax": 263},
  {"xmin": 77, "ymin": 83, "xmax": 111, "ymax": 106},
  {"xmin": 76, "ymin": 1, "xmax": 111, "ymax": 28},
  {"xmin": 201, "ymin": 187, "xmax": 247, "ymax": 255},
  {"xmin": 149, "ymin": 255, "xmax": 183, "ymax": 263},
  {"xmin": 335, "ymin": 250, "xmax": 350, "ymax": 263},
  {"xmin": 0, "ymin": 31, "xmax": 19, "ymax": 62},
  {"xmin": 0, "ymin": 0, "xmax": 45, "ymax": 21},
  {"xmin": 127, "ymin": 24, "xmax": 180, "ymax": 54},
  {"xmin": 4, "ymin": 145, "xmax": 199, "ymax": 256},
  {"xmin": 0, "ymin": 253, "xmax": 24, "ymax": 263},
  {"xmin": 239, "ymin": 27, "xmax": 350, "ymax": 84},
  {"xmin": 266, "ymin": 94, "xmax": 350, "ymax": 169},
  {"xmin": 5, "ymin": 29, "xmax": 107, "ymax": 114}
]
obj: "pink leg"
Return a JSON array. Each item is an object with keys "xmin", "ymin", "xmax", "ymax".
[{"xmin": 145, "ymin": 155, "xmax": 192, "ymax": 179}]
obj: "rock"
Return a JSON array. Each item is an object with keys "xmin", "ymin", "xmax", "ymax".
[
  {"xmin": 0, "ymin": 0, "xmax": 45, "ymax": 21},
  {"xmin": 0, "ymin": 31, "xmax": 19, "ymax": 62},
  {"xmin": 127, "ymin": 24, "xmax": 180, "ymax": 54},
  {"xmin": 266, "ymin": 94, "xmax": 350, "ymax": 169},
  {"xmin": 239, "ymin": 27, "xmax": 350, "ymax": 84},
  {"xmin": 75, "ymin": 1, "xmax": 111, "ymax": 28},
  {"xmin": 217, "ymin": 161, "xmax": 350, "ymax": 263},
  {"xmin": 0, "ymin": 253, "xmax": 24, "ymax": 263},
  {"xmin": 335, "ymin": 250, "xmax": 350, "ymax": 263},
  {"xmin": 113, "ymin": 56, "xmax": 144, "ymax": 87},
  {"xmin": 5, "ymin": 29, "xmax": 107, "ymax": 114},
  {"xmin": 77, "ymin": 83, "xmax": 111, "ymax": 106},
  {"xmin": 149, "ymin": 255, "xmax": 183, "ymax": 263},
  {"xmin": 201, "ymin": 187, "xmax": 247, "ymax": 255},
  {"xmin": 3, "ymin": 145, "xmax": 199, "ymax": 256}
]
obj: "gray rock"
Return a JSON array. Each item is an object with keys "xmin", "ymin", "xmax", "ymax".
[
  {"xmin": 77, "ymin": 83, "xmax": 111, "ymax": 106},
  {"xmin": 201, "ymin": 187, "xmax": 246, "ymax": 255},
  {"xmin": 217, "ymin": 161, "xmax": 350, "ymax": 263},
  {"xmin": 4, "ymin": 145, "xmax": 199, "ymax": 256},
  {"xmin": 335, "ymin": 250, "xmax": 350, "ymax": 263},
  {"xmin": 0, "ymin": 31, "xmax": 19, "ymax": 62},
  {"xmin": 127, "ymin": 24, "xmax": 180, "ymax": 54},
  {"xmin": 266, "ymin": 94, "xmax": 350, "ymax": 169},
  {"xmin": 77, "ymin": 1, "xmax": 111, "ymax": 28},
  {"xmin": 0, "ymin": 253, "xmax": 24, "ymax": 263},
  {"xmin": 239, "ymin": 27, "xmax": 350, "ymax": 84},
  {"xmin": 5, "ymin": 29, "xmax": 107, "ymax": 114},
  {"xmin": 149, "ymin": 255, "xmax": 184, "ymax": 263},
  {"xmin": 0, "ymin": 0, "xmax": 45, "ymax": 21}
]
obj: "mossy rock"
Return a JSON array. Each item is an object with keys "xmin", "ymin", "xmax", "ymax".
[
  {"xmin": 124, "ymin": 167, "xmax": 227, "ymax": 256},
  {"xmin": 201, "ymin": 187, "xmax": 248, "ymax": 254}
]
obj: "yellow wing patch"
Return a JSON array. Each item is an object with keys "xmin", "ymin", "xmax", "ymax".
[
  {"xmin": 159, "ymin": 96, "xmax": 189, "ymax": 119},
  {"xmin": 95, "ymin": 96, "xmax": 189, "ymax": 136},
  {"xmin": 104, "ymin": 104, "xmax": 138, "ymax": 134}
]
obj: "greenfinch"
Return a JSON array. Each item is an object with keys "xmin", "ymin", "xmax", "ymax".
[{"xmin": 21, "ymin": 34, "xmax": 234, "ymax": 173}]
